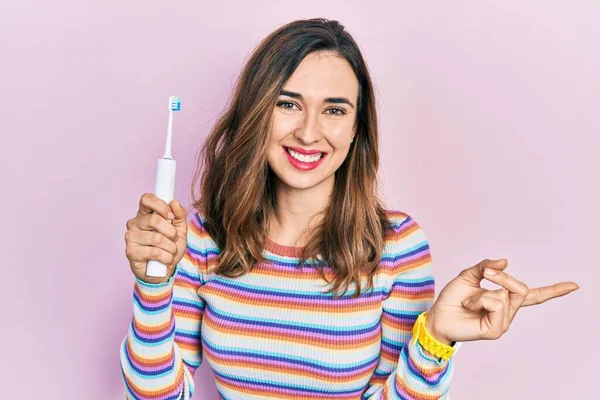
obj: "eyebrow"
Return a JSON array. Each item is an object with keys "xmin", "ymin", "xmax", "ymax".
[{"xmin": 280, "ymin": 90, "xmax": 355, "ymax": 109}]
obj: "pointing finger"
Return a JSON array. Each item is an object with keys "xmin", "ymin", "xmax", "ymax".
[{"xmin": 522, "ymin": 282, "xmax": 579, "ymax": 307}]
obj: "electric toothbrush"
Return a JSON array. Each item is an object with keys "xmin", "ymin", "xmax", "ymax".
[{"xmin": 146, "ymin": 96, "xmax": 181, "ymax": 278}]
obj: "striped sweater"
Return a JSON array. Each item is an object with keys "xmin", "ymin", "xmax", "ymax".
[{"xmin": 120, "ymin": 210, "xmax": 455, "ymax": 399}]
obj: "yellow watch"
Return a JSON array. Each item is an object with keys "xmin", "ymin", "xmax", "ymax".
[{"xmin": 411, "ymin": 311, "xmax": 456, "ymax": 361}]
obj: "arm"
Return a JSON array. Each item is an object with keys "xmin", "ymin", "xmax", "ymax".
[
  {"xmin": 120, "ymin": 212, "xmax": 208, "ymax": 400},
  {"xmin": 362, "ymin": 213, "xmax": 454, "ymax": 400}
]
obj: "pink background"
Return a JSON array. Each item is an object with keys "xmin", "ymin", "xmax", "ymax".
[{"xmin": 1, "ymin": 1, "xmax": 598, "ymax": 399}]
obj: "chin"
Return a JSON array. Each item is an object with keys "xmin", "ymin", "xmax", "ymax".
[
  {"xmin": 280, "ymin": 176, "xmax": 323, "ymax": 190},
  {"xmin": 274, "ymin": 169, "xmax": 332, "ymax": 191}
]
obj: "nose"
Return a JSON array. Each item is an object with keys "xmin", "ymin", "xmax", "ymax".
[{"xmin": 293, "ymin": 109, "xmax": 322, "ymax": 145}]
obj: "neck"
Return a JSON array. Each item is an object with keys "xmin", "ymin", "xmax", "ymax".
[{"xmin": 269, "ymin": 175, "xmax": 334, "ymax": 247}]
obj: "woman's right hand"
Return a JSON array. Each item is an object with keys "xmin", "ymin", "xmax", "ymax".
[{"xmin": 125, "ymin": 193, "xmax": 188, "ymax": 284}]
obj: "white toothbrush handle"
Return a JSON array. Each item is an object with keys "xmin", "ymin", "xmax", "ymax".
[{"xmin": 146, "ymin": 157, "xmax": 177, "ymax": 278}]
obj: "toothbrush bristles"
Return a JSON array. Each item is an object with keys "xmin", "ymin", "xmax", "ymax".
[{"xmin": 169, "ymin": 96, "xmax": 181, "ymax": 112}]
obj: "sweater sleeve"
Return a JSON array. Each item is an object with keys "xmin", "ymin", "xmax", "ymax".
[
  {"xmin": 362, "ymin": 213, "xmax": 455, "ymax": 400},
  {"xmin": 120, "ymin": 211, "xmax": 208, "ymax": 400}
]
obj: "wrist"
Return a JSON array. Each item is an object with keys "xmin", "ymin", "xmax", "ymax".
[
  {"xmin": 137, "ymin": 269, "xmax": 175, "ymax": 286},
  {"xmin": 425, "ymin": 312, "xmax": 453, "ymax": 345},
  {"xmin": 411, "ymin": 311, "xmax": 456, "ymax": 362}
]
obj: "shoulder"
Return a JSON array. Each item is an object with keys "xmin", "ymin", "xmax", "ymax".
[
  {"xmin": 381, "ymin": 209, "xmax": 432, "ymax": 273},
  {"xmin": 187, "ymin": 209, "xmax": 208, "ymax": 237},
  {"xmin": 186, "ymin": 209, "xmax": 219, "ymax": 256},
  {"xmin": 383, "ymin": 209, "xmax": 427, "ymax": 238},
  {"xmin": 183, "ymin": 209, "xmax": 222, "ymax": 277}
]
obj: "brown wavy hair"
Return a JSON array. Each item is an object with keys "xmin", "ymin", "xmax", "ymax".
[{"xmin": 191, "ymin": 18, "xmax": 391, "ymax": 298}]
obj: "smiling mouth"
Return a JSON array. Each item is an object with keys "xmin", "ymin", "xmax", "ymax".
[{"xmin": 284, "ymin": 147, "xmax": 325, "ymax": 163}]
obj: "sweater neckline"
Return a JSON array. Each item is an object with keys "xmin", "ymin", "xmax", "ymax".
[{"xmin": 265, "ymin": 238, "xmax": 305, "ymax": 258}]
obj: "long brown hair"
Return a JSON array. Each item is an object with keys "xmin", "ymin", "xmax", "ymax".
[{"xmin": 191, "ymin": 18, "xmax": 391, "ymax": 298}]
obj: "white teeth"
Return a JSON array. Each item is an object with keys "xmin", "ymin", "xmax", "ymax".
[{"xmin": 287, "ymin": 148, "xmax": 323, "ymax": 163}]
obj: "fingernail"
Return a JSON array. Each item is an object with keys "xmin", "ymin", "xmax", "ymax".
[
  {"xmin": 485, "ymin": 268, "xmax": 496, "ymax": 276},
  {"xmin": 168, "ymin": 212, "xmax": 175, "ymax": 220}
]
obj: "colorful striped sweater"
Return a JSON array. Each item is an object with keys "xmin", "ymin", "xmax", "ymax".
[{"xmin": 120, "ymin": 210, "xmax": 455, "ymax": 399}]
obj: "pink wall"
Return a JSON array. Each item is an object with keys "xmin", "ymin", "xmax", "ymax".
[{"xmin": 1, "ymin": 1, "xmax": 597, "ymax": 398}]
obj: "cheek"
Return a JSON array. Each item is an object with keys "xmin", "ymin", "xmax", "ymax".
[
  {"xmin": 325, "ymin": 121, "xmax": 355, "ymax": 148},
  {"xmin": 270, "ymin": 112, "xmax": 297, "ymax": 141},
  {"xmin": 266, "ymin": 140, "xmax": 282, "ymax": 166}
]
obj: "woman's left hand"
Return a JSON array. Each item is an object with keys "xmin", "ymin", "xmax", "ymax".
[{"xmin": 425, "ymin": 259, "xmax": 579, "ymax": 344}]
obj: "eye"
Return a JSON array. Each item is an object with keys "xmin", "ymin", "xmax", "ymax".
[
  {"xmin": 276, "ymin": 101, "xmax": 300, "ymax": 111},
  {"xmin": 325, "ymin": 107, "xmax": 346, "ymax": 116}
]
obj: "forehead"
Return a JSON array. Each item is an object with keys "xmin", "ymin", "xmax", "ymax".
[{"xmin": 283, "ymin": 52, "xmax": 359, "ymax": 102}]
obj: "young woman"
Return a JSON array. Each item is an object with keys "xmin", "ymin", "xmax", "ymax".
[{"xmin": 120, "ymin": 18, "xmax": 578, "ymax": 399}]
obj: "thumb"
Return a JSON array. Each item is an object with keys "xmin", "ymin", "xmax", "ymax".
[
  {"xmin": 458, "ymin": 258, "xmax": 508, "ymax": 286},
  {"xmin": 169, "ymin": 199, "xmax": 187, "ymax": 227}
]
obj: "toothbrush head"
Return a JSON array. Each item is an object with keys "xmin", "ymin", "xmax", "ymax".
[{"xmin": 169, "ymin": 96, "xmax": 181, "ymax": 112}]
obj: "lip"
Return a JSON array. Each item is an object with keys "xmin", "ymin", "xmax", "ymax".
[
  {"xmin": 286, "ymin": 146, "xmax": 325, "ymax": 155},
  {"xmin": 283, "ymin": 146, "xmax": 327, "ymax": 171}
]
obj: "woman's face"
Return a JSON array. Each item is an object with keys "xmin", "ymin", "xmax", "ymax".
[{"xmin": 266, "ymin": 51, "xmax": 359, "ymax": 193}]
